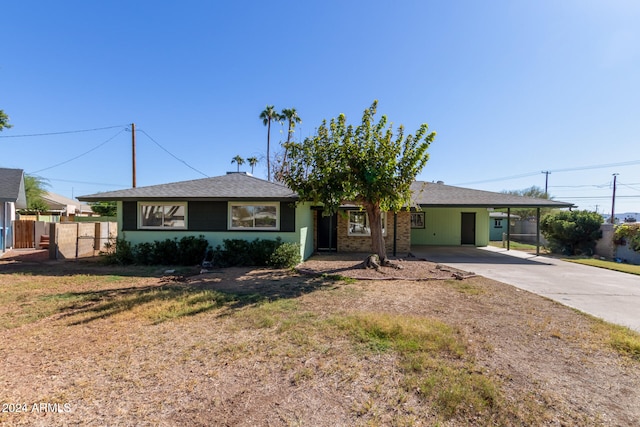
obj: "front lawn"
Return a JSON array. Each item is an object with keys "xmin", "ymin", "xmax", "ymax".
[
  {"xmin": 1, "ymin": 258, "xmax": 639, "ymax": 426},
  {"xmin": 564, "ymin": 258, "xmax": 640, "ymax": 276}
]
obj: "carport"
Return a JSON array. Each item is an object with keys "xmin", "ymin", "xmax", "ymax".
[{"xmin": 409, "ymin": 181, "xmax": 575, "ymax": 254}]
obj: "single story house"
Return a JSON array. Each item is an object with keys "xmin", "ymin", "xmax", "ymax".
[
  {"xmin": 78, "ymin": 173, "xmax": 574, "ymax": 261},
  {"xmin": 0, "ymin": 168, "xmax": 27, "ymax": 252},
  {"xmin": 40, "ymin": 191, "xmax": 94, "ymax": 220}
]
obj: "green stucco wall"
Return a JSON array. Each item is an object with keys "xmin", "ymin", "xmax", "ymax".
[{"xmin": 410, "ymin": 207, "xmax": 490, "ymax": 246}]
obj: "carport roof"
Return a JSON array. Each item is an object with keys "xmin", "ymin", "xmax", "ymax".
[{"xmin": 410, "ymin": 181, "xmax": 574, "ymax": 208}]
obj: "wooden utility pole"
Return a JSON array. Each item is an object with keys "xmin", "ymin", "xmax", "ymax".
[
  {"xmin": 610, "ymin": 173, "xmax": 618, "ymax": 224},
  {"xmin": 131, "ymin": 123, "xmax": 137, "ymax": 188},
  {"xmin": 541, "ymin": 171, "xmax": 551, "ymax": 196}
]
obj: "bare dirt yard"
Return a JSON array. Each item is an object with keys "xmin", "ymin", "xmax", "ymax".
[{"xmin": 1, "ymin": 250, "xmax": 639, "ymax": 426}]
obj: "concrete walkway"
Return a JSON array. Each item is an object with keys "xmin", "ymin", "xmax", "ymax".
[{"xmin": 411, "ymin": 246, "xmax": 640, "ymax": 332}]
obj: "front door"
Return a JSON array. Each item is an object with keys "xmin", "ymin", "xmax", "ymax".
[
  {"xmin": 317, "ymin": 213, "xmax": 337, "ymax": 251},
  {"xmin": 461, "ymin": 213, "xmax": 476, "ymax": 245}
]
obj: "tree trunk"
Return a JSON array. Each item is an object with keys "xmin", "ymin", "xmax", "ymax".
[
  {"xmin": 267, "ymin": 120, "xmax": 271, "ymax": 181},
  {"xmin": 364, "ymin": 202, "xmax": 387, "ymax": 264}
]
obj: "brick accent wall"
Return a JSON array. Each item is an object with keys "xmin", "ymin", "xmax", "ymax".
[{"xmin": 336, "ymin": 210, "xmax": 411, "ymax": 255}]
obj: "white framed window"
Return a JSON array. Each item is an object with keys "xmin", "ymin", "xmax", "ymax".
[
  {"xmin": 347, "ymin": 210, "xmax": 386, "ymax": 236},
  {"xmin": 229, "ymin": 202, "xmax": 279, "ymax": 230},
  {"xmin": 139, "ymin": 203, "xmax": 187, "ymax": 229}
]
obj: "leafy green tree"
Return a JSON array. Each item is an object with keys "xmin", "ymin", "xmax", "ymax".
[
  {"xmin": 231, "ymin": 155, "xmax": 245, "ymax": 172},
  {"xmin": 281, "ymin": 101, "xmax": 436, "ymax": 264},
  {"xmin": 0, "ymin": 110, "xmax": 11, "ymax": 131},
  {"xmin": 501, "ymin": 186, "xmax": 551, "ymax": 219},
  {"xmin": 259, "ymin": 105, "xmax": 281, "ymax": 181},
  {"xmin": 89, "ymin": 201, "xmax": 117, "ymax": 217},
  {"xmin": 540, "ymin": 210, "xmax": 603, "ymax": 255},
  {"xmin": 247, "ymin": 156, "xmax": 258, "ymax": 174},
  {"xmin": 22, "ymin": 174, "xmax": 49, "ymax": 213}
]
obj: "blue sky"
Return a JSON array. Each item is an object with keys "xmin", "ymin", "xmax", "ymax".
[{"xmin": 2, "ymin": 0, "xmax": 639, "ymax": 215}]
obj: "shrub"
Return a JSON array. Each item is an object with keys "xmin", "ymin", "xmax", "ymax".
[
  {"xmin": 103, "ymin": 238, "xmax": 135, "ymax": 265},
  {"xmin": 214, "ymin": 238, "xmax": 287, "ymax": 267},
  {"xmin": 217, "ymin": 239, "xmax": 252, "ymax": 266},
  {"xmin": 540, "ymin": 210, "xmax": 603, "ymax": 255},
  {"xmin": 152, "ymin": 238, "xmax": 178, "ymax": 265},
  {"xmin": 135, "ymin": 242, "xmax": 154, "ymax": 265},
  {"xmin": 104, "ymin": 236, "xmax": 210, "ymax": 266},
  {"xmin": 249, "ymin": 238, "xmax": 281, "ymax": 266},
  {"xmin": 177, "ymin": 235, "xmax": 210, "ymax": 265},
  {"xmin": 269, "ymin": 242, "xmax": 301, "ymax": 269}
]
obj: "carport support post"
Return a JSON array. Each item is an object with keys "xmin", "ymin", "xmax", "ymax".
[
  {"xmin": 536, "ymin": 207, "xmax": 541, "ymax": 256},
  {"xmin": 506, "ymin": 208, "xmax": 511, "ymax": 251}
]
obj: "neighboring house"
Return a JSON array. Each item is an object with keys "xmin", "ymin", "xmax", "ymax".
[
  {"xmin": 0, "ymin": 168, "xmax": 27, "ymax": 252},
  {"xmin": 78, "ymin": 173, "xmax": 574, "ymax": 261},
  {"xmin": 40, "ymin": 191, "xmax": 94, "ymax": 220},
  {"xmin": 489, "ymin": 212, "xmax": 520, "ymax": 241}
]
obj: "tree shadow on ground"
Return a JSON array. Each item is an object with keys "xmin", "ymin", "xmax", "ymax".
[{"xmin": 52, "ymin": 268, "xmax": 341, "ymax": 326}]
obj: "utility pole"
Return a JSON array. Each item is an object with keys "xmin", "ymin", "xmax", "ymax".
[
  {"xmin": 541, "ymin": 171, "xmax": 551, "ymax": 197},
  {"xmin": 611, "ymin": 173, "xmax": 619, "ymax": 224},
  {"xmin": 131, "ymin": 123, "xmax": 137, "ymax": 188}
]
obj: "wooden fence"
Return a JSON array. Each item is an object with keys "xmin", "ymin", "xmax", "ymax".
[{"xmin": 13, "ymin": 220, "xmax": 35, "ymax": 248}]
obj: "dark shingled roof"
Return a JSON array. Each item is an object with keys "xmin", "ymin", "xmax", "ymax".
[
  {"xmin": 78, "ymin": 173, "xmax": 298, "ymax": 202},
  {"xmin": 410, "ymin": 181, "xmax": 574, "ymax": 208},
  {"xmin": 0, "ymin": 167, "xmax": 27, "ymax": 208},
  {"xmin": 78, "ymin": 174, "xmax": 573, "ymax": 209}
]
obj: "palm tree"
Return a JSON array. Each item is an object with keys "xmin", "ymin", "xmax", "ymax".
[
  {"xmin": 247, "ymin": 156, "xmax": 258, "ymax": 174},
  {"xmin": 22, "ymin": 174, "xmax": 49, "ymax": 213},
  {"xmin": 259, "ymin": 105, "xmax": 281, "ymax": 181},
  {"xmin": 279, "ymin": 108, "xmax": 301, "ymax": 176},
  {"xmin": 231, "ymin": 155, "xmax": 245, "ymax": 172}
]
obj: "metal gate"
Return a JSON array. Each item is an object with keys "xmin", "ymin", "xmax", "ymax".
[{"xmin": 13, "ymin": 220, "xmax": 35, "ymax": 248}]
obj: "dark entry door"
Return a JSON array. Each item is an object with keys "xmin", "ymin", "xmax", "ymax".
[
  {"xmin": 461, "ymin": 213, "xmax": 476, "ymax": 245},
  {"xmin": 317, "ymin": 213, "xmax": 337, "ymax": 251}
]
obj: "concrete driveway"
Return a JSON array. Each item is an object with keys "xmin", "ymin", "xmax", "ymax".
[{"xmin": 411, "ymin": 246, "xmax": 640, "ymax": 332}]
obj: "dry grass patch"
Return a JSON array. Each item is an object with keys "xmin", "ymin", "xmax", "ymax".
[{"xmin": 1, "ymin": 256, "xmax": 640, "ymax": 426}]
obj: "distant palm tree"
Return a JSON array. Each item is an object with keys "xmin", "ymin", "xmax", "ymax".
[
  {"xmin": 259, "ymin": 105, "xmax": 281, "ymax": 181},
  {"xmin": 279, "ymin": 108, "xmax": 301, "ymax": 176},
  {"xmin": 247, "ymin": 156, "xmax": 258, "ymax": 174},
  {"xmin": 231, "ymin": 155, "xmax": 245, "ymax": 172}
]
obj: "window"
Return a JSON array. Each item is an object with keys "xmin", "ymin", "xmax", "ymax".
[
  {"xmin": 411, "ymin": 212, "xmax": 425, "ymax": 229},
  {"xmin": 494, "ymin": 219, "xmax": 503, "ymax": 228},
  {"xmin": 229, "ymin": 202, "xmax": 279, "ymax": 230},
  {"xmin": 140, "ymin": 203, "xmax": 186, "ymax": 229},
  {"xmin": 347, "ymin": 210, "xmax": 386, "ymax": 236}
]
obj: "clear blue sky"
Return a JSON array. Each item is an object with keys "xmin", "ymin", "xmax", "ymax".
[{"xmin": 2, "ymin": 0, "xmax": 639, "ymax": 215}]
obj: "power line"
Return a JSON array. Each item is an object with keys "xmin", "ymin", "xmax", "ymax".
[
  {"xmin": 28, "ymin": 128, "xmax": 127, "ymax": 174},
  {"xmin": 559, "ymin": 195, "xmax": 640, "ymax": 200},
  {"xmin": 0, "ymin": 124, "xmax": 128, "ymax": 138},
  {"xmin": 454, "ymin": 159, "xmax": 640, "ymax": 186},
  {"xmin": 137, "ymin": 129, "xmax": 209, "ymax": 178}
]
